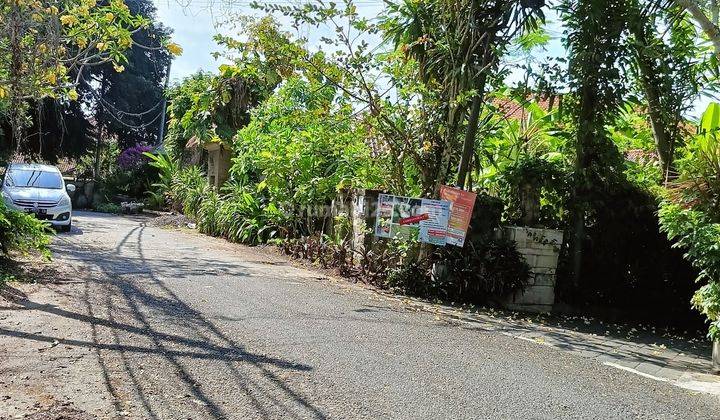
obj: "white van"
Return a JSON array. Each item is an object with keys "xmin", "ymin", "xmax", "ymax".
[{"xmin": 1, "ymin": 163, "xmax": 75, "ymax": 232}]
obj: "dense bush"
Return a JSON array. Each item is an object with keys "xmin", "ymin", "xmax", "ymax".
[
  {"xmin": 0, "ymin": 201, "xmax": 51, "ymax": 260},
  {"xmin": 658, "ymin": 106, "xmax": 720, "ymax": 339},
  {"xmin": 660, "ymin": 204, "xmax": 720, "ymax": 339},
  {"xmin": 231, "ymin": 77, "xmax": 380, "ymax": 236},
  {"xmin": 557, "ymin": 183, "xmax": 701, "ymax": 327},
  {"xmin": 100, "ymin": 144, "xmax": 159, "ymax": 201},
  {"xmin": 497, "ymin": 155, "xmax": 570, "ymax": 228},
  {"xmin": 384, "ymin": 194, "xmax": 530, "ymax": 304}
]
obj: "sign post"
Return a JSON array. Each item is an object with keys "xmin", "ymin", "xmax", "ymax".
[{"xmin": 374, "ymin": 194, "xmax": 451, "ymax": 246}]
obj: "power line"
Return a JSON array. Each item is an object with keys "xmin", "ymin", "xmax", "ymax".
[{"xmin": 78, "ymin": 71, "xmax": 165, "ymax": 131}]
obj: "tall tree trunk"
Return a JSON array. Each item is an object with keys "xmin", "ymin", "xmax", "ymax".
[
  {"xmin": 675, "ymin": 0, "xmax": 720, "ymax": 53},
  {"xmin": 8, "ymin": 4, "xmax": 25, "ymax": 153},
  {"xmin": 456, "ymin": 24, "xmax": 498, "ymax": 191},
  {"xmin": 569, "ymin": 82, "xmax": 595, "ymax": 288},
  {"xmin": 630, "ymin": 23, "xmax": 675, "ymax": 178},
  {"xmin": 457, "ymin": 95, "xmax": 482, "ymax": 190}
]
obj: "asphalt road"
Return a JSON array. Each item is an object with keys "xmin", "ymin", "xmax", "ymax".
[{"xmin": 5, "ymin": 212, "xmax": 720, "ymax": 419}]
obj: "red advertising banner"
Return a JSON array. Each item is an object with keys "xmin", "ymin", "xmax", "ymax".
[
  {"xmin": 399, "ymin": 213, "xmax": 430, "ymax": 225},
  {"xmin": 439, "ymin": 185, "xmax": 477, "ymax": 247}
]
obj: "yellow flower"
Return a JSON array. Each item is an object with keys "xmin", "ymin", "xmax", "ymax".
[
  {"xmin": 38, "ymin": 44, "xmax": 47, "ymax": 53},
  {"xmin": 31, "ymin": 13, "xmax": 43, "ymax": 22},
  {"xmin": 46, "ymin": 73, "xmax": 57, "ymax": 84},
  {"xmin": 96, "ymin": 42, "xmax": 107, "ymax": 51},
  {"xmin": 113, "ymin": 63, "xmax": 125, "ymax": 73},
  {"xmin": 76, "ymin": 38, "xmax": 88, "ymax": 49},
  {"xmin": 422, "ymin": 141, "xmax": 433, "ymax": 153},
  {"xmin": 166, "ymin": 42, "xmax": 183, "ymax": 56},
  {"xmin": 0, "ymin": 86, "xmax": 7, "ymax": 99},
  {"xmin": 105, "ymin": 12, "xmax": 115, "ymax": 22},
  {"xmin": 67, "ymin": 90, "xmax": 79, "ymax": 101},
  {"xmin": 60, "ymin": 15, "xmax": 78, "ymax": 26}
]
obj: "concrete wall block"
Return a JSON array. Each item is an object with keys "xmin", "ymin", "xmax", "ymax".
[
  {"xmin": 522, "ymin": 248, "xmax": 558, "ymax": 258},
  {"xmin": 503, "ymin": 227, "xmax": 564, "ymax": 251},
  {"xmin": 511, "ymin": 285, "xmax": 555, "ymax": 306},
  {"xmin": 519, "ymin": 253, "xmax": 537, "ymax": 268},
  {"xmin": 504, "ymin": 227, "xmax": 520, "ymax": 242},
  {"xmin": 535, "ymin": 254, "xmax": 560, "ymax": 269},
  {"xmin": 533, "ymin": 273, "xmax": 556, "ymax": 287},
  {"xmin": 531, "ymin": 267, "xmax": 556, "ymax": 276},
  {"xmin": 501, "ymin": 226, "xmax": 563, "ymax": 313}
]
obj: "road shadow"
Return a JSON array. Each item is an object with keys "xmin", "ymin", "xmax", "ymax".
[{"xmin": 4, "ymin": 216, "xmax": 327, "ymax": 419}]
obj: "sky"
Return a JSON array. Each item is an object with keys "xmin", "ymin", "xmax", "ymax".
[
  {"xmin": 153, "ymin": 1, "xmax": 566, "ymax": 81},
  {"xmin": 154, "ymin": 1, "xmax": 232, "ymax": 82},
  {"xmin": 152, "ymin": 1, "xmax": 710, "ymax": 118},
  {"xmin": 153, "ymin": 1, "xmax": 393, "ymax": 82}
]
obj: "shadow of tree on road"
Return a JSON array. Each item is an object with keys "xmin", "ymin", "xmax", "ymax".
[{"xmin": 2, "ymin": 218, "xmax": 327, "ymax": 419}]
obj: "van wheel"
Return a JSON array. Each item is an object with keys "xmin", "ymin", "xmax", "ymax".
[{"xmin": 61, "ymin": 223, "xmax": 71, "ymax": 233}]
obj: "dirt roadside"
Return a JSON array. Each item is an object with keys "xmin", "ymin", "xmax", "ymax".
[{"xmin": 0, "ymin": 259, "xmax": 118, "ymax": 419}]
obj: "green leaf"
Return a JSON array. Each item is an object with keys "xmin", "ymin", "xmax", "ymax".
[{"xmin": 701, "ymin": 102, "xmax": 720, "ymax": 133}]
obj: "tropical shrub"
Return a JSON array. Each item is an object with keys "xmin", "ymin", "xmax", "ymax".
[
  {"xmin": 497, "ymin": 155, "xmax": 570, "ymax": 228},
  {"xmin": 660, "ymin": 204, "xmax": 720, "ymax": 340},
  {"xmin": 228, "ymin": 77, "xmax": 380, "ymax": 237},
  {"xmin": 659, "ymin": 103, "xmax": 720, "ymax": 340},
  {"xmin": 94, "ymin": 202, "xmax": 122, "ymax": 214},
  {"xmin": 100, "ymin": 144, "xmax": 159, "ymax": 200},
  {"xmin": 144, "ymin": 152, "xmax": 180, "ymax": 209},
  {"xmin": 385, "ymin": 193, "xmax": 530, "ymax": 303},
  {"xmin": 0, "ymin": 201, "xmax": 51, "ymax": 260}
]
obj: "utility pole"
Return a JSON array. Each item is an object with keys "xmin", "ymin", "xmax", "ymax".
[{"xmin": 157, "ymin": 60, "xmax": 172, "ymax": 149}]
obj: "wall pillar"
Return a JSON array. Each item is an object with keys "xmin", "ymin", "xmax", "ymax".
[
  {"xmin": 350, "ymin": 189, "xmax": 382, "ymax": 264},
  {"xmin": 501, "ymin": 226, "xmax": 563, "ymax": 313}
]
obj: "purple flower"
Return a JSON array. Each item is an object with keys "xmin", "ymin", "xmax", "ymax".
[{"xmin": 118, "ymin": 144, "xmax": 154, "ymax": 171}]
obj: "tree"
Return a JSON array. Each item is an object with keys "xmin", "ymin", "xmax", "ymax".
[
  {"xmin": 0, "ymin": 0, "xmax": 182, "ymax": 155},
  {"xmin": 626, "ymin": 0, "xmax": 715, "ymax": 180},
  {"xmin": 561, "ymin": 0, "xmax": 629, "ymax": 286},
  {"xmin": 86, "ymin": 0, "xmax": 173, "ymax": 150},
  {"xmin": 258, "ymin": 0, "xmax": 543, "ymax": 195},
  {"xmin": 674, "ymin": 0, "xmax": 720, "ymax": 53}
]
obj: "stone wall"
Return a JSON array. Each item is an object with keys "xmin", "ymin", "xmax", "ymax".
[
  {"xmin": 501, "ymin": 226, "xmax": 564, "ymax": 313},
  {"xmin": 66, "ymin": 179, "xmax": 103, "ymax": 209}
]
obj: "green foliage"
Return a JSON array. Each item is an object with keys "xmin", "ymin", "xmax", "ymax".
[
  {"xmin": 0, "ymin": 271, "xmax": 16, "ymax": 288},
  {"xmin": 144, "ymin": 152, "xmax": 179, "ymax": 209},
  {"xmin": 101, "ymin": 161, "xmax": 156, "ymax": 200},
  {"xmin": 231, "ymin": 77, "xmax": 380, "ymax": 235},
  {"xmin": 385, "ymin": 194, "xmax": 530, "ymax": 303},
  {"xmin": 659, "ymin": 204, "xmax": 720, "ymax": 340},
  {"xmin": 659, "ymin": 103, "xmax": 720, "ymax": 340},
  {"xmin": 0, "ymin": 201, "xmax": 51, "ymax": 260},
  {"xmin": 197, "ymin": 184, "xmax": 285, "ymax": 245},
  {"xmin": 94, "ymin": 202, "xmax": 121, "ymax": 214},
  {"xmin": 165, "ymin": 18, "xmax": 295, "ymax": 162},
  {"xmin": 497, "ymin": 155, "xmax": 570, "ymax": 228},
  {"xmin": 164, "ymin": 72, "xmax": 232, "ymax": 160},
  {"xmin": 171, "ymin": 166, "xmax": 208, "ymax": 217}
]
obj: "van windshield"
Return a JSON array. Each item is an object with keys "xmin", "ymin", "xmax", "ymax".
[{"xmin": 5, "ymin": 170, "xmax": 63, "ymax": 189}]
